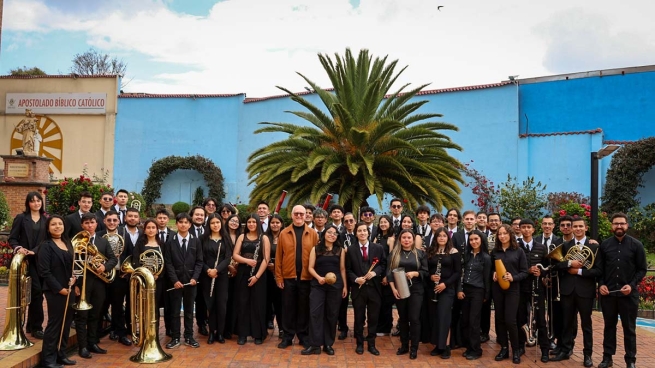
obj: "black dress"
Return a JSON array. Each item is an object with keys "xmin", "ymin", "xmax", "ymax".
[
  {"xmin": 201, "ymin": 238, "xmax": 232, "ymax": 335},
  {"xmin": 425, "ymin": 251, "xmax": 461, "ymax": 349},
  {"xmin": 266, "ymin": 235, "xmax": 282, "ymax": 330},
  {"xmin": 234, "ymin": 236, "xmax": 267, "ymax": 340},
  {"xmin": 308, "ymin": 247, "xmax": 344, "ymax": 347}
]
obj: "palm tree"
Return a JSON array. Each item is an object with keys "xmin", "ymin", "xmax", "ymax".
[{"xmin": 247, "ymin": 48, "xmax": 463, "ymax": 213}]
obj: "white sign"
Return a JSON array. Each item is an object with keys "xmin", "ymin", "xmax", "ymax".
[{"xmin": 6, "ymin": 93, "xmax": 107, "ymax": 114}]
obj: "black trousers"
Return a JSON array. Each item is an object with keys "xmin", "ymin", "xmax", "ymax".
[
  {"xmin": 428, "ymin": 287, "xmax": 455, "ymax": 348},
  {"xmin": 281, "ymin": 278, "xmax": 310, "ymax": 343},
  {"xmin": 195, "ymin": 286, "xmax": 207, "ymax": 327},
  {"xmin": 492, "ymin": 284, "xmax": 520, "ymax": 350},
  {"xmin": 396, "ymin": 283, "xmax": 424, "ymax": 349},
  {"xmin": 561, "ymin": 292, "xmax": 594, "ymax": 356},
  {"xmin": 75, "ymin": 277, "xmax": 106, "ymax": 348},
  {"xmin": 42, "ymin": 290, "xmax": 74, "ymax": 366},
  {"xmin": 163, "ymin": 277, "xmax": 173, "ymax": 333},
  {"xmin": 600, "ymin": 294, "xmax": 638, "ymax": 364},
  {"xmin": 309, "ymin": 283, "xmax": 341, "ymax": 347},
  {"xmin": 450, "ymin": 297, "xmax": 463, "ymax": 348},
  {"xmin": 377, "ymin": 283, "xmax": 395, "ymax": 333},
  {"xmin": 517, "ymin": 289, "xmax": 549, "ymax": 349},
  {"xmin": 265, "ymin": 269, "xmax": 282, "ymax": 328},
  {"xmin": 461, "ymin": 285, "xmax": 485, "ymax": 355},
  {"xmin": 352, "ymin": 285, "xmax": 381, "ymax": 345},
  {"xmin": 108, "ymin": 276, "xmax": 131, "ymax": 337},
  {"xmin": 27, "ymin": 268, "xmax": 45, "ymax": 333},
  {"xmin": 224, "ymin": 277, "xmax": 236, "ymax": 336},
  {"xmin": 169, "ymin": 284, "xmax": 197, "ymax": 339},
  {"xmin": 207, "ymin": 276, "xmax": 229, "ymax": 335},
  {"xmin": 337, "ymin": 282, "xmax": 350, "ymax": 332},
  {"xmin": 480, "ymin": 296, "xmax": 492, "ymax": 336}
]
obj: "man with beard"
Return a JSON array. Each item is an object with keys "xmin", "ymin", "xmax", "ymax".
[
  {"xmin": 597, "ymin": 213, "xmax": 647, "ymax": 368},
  {"xmin": 189, "ymin": 206, "xmax": 209, "ymax": 336}
]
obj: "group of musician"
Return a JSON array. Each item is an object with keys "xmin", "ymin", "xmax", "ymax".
[{"xmin": 7, "ymin": 191, "xmax": 648, "ymax": 368}]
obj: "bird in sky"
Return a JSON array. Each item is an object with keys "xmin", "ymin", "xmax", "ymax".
[{"xmin": 438, "ymin": 6, "xmax": 444, "ymax": 11}]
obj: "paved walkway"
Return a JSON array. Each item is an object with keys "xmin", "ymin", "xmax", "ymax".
[{"xmin": 1, "ymin": 286, "xmax": 654, "ymax": 367}]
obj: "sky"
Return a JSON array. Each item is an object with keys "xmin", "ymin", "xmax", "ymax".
[{"xmin": 2, "ymin": 0, "xmax": 655, "ymax": 98}]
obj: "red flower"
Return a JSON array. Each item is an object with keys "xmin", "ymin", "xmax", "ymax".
[
  {"xmin": 584, "ymin": 211, "xmax": 591, "ymax": 217},
  {"xmin": 559, "ymin": 210, "xmax": 566, "ymax": 216},
  {"xmin": 69, "ymin": 205, "xmax": 76, "ymax": 211},
  {"xmin": 43, "ymin": 189, "xmax": 48, "ymax": 194}
]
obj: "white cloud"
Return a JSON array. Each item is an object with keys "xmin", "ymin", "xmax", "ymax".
[{"xmin": 4, "ymin": 0, "xmax": 655, "ymax": 96}]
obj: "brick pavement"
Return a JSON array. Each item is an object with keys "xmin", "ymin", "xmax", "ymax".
[{"xmin": 0, "ymin": 286, "xmax": 654, "ymax": 368}]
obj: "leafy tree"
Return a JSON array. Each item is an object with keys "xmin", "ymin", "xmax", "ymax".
[
  {"xmin": 497, "ymin": 175, "xmax": 548, "ymax": 222},
  {"xmin": 247, "ymin": 48, "xmax": 464, "ymax": 212},
  {"xmin": 71, "ymin": 48, "xmax": 127, "ymax": 76},
  {"xmin": 10, "ymin": 66, "xmax": 47, "ymax": 76}
]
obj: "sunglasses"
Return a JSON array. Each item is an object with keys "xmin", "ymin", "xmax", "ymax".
[
  {"xmin": 391, "ymin": 205, "xmax": 402, "ymax": 209},
  {"xmin": 221, "ymin": 210, "xmax": 232, "ymax": 213},
  {"xmin": 362, "ymin": 213, "xmax": 374, "ymax": 217},
  {"xmin": 344, "ymin": 219, "xmax": 355, "ymax": 223},
  {"xmin": 106, "ymin": 219, "xmax": 119, "ymax": 223},
  {"xmin": 101, "ymin": 197, "xmax": 113, "ymax": 201}
]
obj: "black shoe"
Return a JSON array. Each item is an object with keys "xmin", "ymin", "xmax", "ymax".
[
  {"xmin": 541, "ymin": 349, "xmax": 549, "ymax": 363},
  {"xmin": 32, "ymin": 330, "xmax": 44, "ymax": 339},
  {"xmin": 237, "ymin": 337, "xmax": 247, "ymax": 345},
  {"xmin": 78, "ymin": 348, "xmax": 92, "ymax": 359},
  {"xmin": 583, "ymin": 355, "xmax": 593, "ymax": 367},
  {"xmin": 57, "ymin": 356, "xmax": 77, "ymax": 366},
  {"xmin": 410, "ymin": 348, "xmax": 418, "ymax": 360},
  {"xmin": 598, "ymin": 356, "xmax": 613, "ymax": 368},
  {"xmin": 301, "ymin": 346, "xmax": 321, "ymax": 355},
  {"xmin": 466, "ymin": 352, "xmax": 482, "ymax": 360},
  {"xmin": 518, "ymin": 347, "xmax": 525, "ymax": 356},
  {"xmin": 267, "ymin": 321, "xmax": 274, "ymax": 329},
  {"xmin": 217, "ymin": 334, "xmax": 225, "ymax": 344},
  {"xmin": 355, "ymin": 344, "xmax": 364, "ymax": 355},
  {"xmin": 626, "ymin": 363, "xmax": 635, "ymax": 368},
  {"xmin": 224, "ymin": 332, "xmax": 232, "ymax": 339},
  {"xmin": 391, "ymin": 328, "xmax": 400, "ymax": 337},
  {"xmin": 550, "ymin": 351, "xmax": 569, "ymax": 361},
  {"xmin": 338, "ymin": 330, "xmax": 348, "ymax": 340},
  {"xmin": 567, "ymin": 349, "xmax": 574, "ymax": 358},
  {"xmin": 368, "ymin": 345, "xmax": 380, "ymax": 356},
  {"xmin": 512, "ymin": 351, "xmax": 521, "ymax": 364},
  {"xmin": 43, "ymin": 364, "xmax": 64, "ymax": 368},
  {"xmin": 199, "ymin": 324, "xmax": 209, "ymax": 336},
  {"xmin": 278, "ymin": 340, "xmax": 292, "ymax": 349},
  {"xmin": 480, "ymin": 334, "xmax": 490, "ymax": 343},
  {"xmin": 397, "ymin": 345, "xmax": 409, "ymax": 355},
  {"xmin": 431, "ymin": 347, "xmax": 442, "ymax": 356},
  {"xmin": 207, "ymin": 332, "xmax": 215, "ymax": 344},
  {"xmin": 165, "ymin": 338, "xmax": 181, "ymax": 349},
  {"xmin": 109, "ymin": 331, "xmax": 118, "ymax": 341},
  {"xmin": 300, "ymin": 340, "xmax": 310, "ymax": 349},
  {"xmin": 278, "ymin": 330, "xmax": 284, "ymax": 339},
  {"xmin": 550, "ymin": 347, "xmax": 561, "ymax": 356},
  {"xmin": 495, "ymin": 347, "xmax": 509, "ymax": 361},
  {"xmin": 88, "ymin": 344, "xmax": 107, "ymax": 354},
  {"xmin": 119, "ymin": 336, "xmax": 132, "ymax": 346},
  {"xmin": 323, "ymin": 345, "xmax": 334, "ymax": 355},
  {"xmin": 441, "ymin": 346, "xmax": 451, "ymax": 359},
  {"xmin": 185, "ymin": 337, "xmax": 200, "ymax": 348},
  {"xmin": 255, "ymin": 338, "xmax": 263, "ymax": 345}
]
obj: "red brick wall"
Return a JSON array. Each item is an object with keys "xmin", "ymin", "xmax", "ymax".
[{"xmin": 0, "ymin": 184, "xmax": 47, "ymax": 219}]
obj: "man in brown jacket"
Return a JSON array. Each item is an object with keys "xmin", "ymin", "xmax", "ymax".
[{"xmin": 275, "ymin": 205, "xmax": 319, "ymax": 349}]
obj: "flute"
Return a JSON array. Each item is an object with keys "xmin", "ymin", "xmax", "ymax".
[
  {"xmin": 209, "ymin": 240, "xmax": 222, "ymax": 298},
  {"xmin": 166, "ymin": 281, "xmax": 199, "ymax": 292}
]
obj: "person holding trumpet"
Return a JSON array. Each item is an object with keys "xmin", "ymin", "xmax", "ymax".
[
  {"xmin": 38, "ymin": 215, "xmax": 78, "ymax": 368},
  {"xmin": 302, "ymin": 224, "xmax": 347, "ymax": 355},
  {"xmin": 491, "ymin": 224, "xmax": 528, "ymax": 364}
]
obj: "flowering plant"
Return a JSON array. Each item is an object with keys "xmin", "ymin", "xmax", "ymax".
[
  {"xmin": 0, "ymin": 240, "xmax": 12, "ymax": 269},
  {"xmin": 459, "ymin": 161, "xmax": 499, "ymax": 213},
  {"xmin": 46, "ymin": 165, "xmax": 113, "ymax": 216},
  {"xmin": 551, "ymin": 201, "xmax": 612, "ymax": 239},
  {"xmin": 638, "ymin": 275, "xmax": 655, "ymax": 306}
]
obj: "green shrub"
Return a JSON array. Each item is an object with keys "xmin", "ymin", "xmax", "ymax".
[
  {"xmin": 627, "ymin": 203, "xmax": 655, "ymax": 252},
  {"xmin": 192, "ymin": 186, "xmax": 204, "ymax": 207},
  {"xmin": 0, "ymin": 191, "xmax": 10, "ymax": 231},
  {"xmin": 46, "ymin": 174, "xmax": 113, "ymax": 216},
  {"xmin": 497, "ymin": 175, "xmax": 547, "ymax": 223},
  {"xmin": 552, "ymin": 201, "xmax": 612, "ymax": 240},
  {"xmin": 171, "ymin": 201, "xmax": 190, "ymax": 216}
]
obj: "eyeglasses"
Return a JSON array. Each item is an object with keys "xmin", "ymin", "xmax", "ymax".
[
  {"xmin": 362, "ymin": 213, "xmax": 374, "ymax": 217},
  {"xmin": 221, "ymin": 210, "xmax": 232, "ymax": 213},
  {"xmin": 542, "ymin": 222, "xmax": 554, "ymax": 226},
  {"xmin": 612, "ymin": 222, "xmax": 627, "ymax": 226},
  {"xmin": 488, "ymin": 219, "xmax": 500, "ymax": 223},
  {"xmin": 391, "ymin": 205, "xmax": 402, "ymax": 209},
  {"xmin": 106, "ymin": 219, "xmax": 119, "ymax": 223},
  {"xmin": 325, "ymin": 231, "xmax": 338, "ymax": 236},
  {"xmin": 292, "ymin": 213, "xmax": 305, "ymax": 217},
  {"xmin": 101, "ymin": 197, "xmax": 113, "ymax": 201},
  {"xmin": 229, "ymin": 219, "xmax": 240, "ymax": 224},
  {"xmin": 344, "ymin": 219, "xmax": 355, "ymax": 223},
  {"xmin": 206, "ymin": 203, "xmax": 216, "ymax": 207}
]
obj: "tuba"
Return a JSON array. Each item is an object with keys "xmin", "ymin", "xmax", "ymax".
[
  {"xmin": 72, "ymin": 231, "xmax": 93, "ymax": 311},
  {"xmin": 127, "ymin": 266, "xmax": 172, "ymax": 363},
  {"xmin": 0, "ymin": 253, "xmax": 34, "ymax": 350}
]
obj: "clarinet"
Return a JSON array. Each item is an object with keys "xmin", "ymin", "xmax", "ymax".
[
  {"xmin": 431, "ymin": 255, "xmax": 442, "ymax": 302},
  {"xmin": 250, "ymin": 236, "xmax": 262, "ymax": 277},
  {"xmin": 209, "ymin": 240, "xmax": 222, "ymax": 298}
]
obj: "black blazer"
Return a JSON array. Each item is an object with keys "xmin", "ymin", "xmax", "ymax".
[
  {"xmin": 64, "ymin": 212, "xmax": 84, "ymax": 239},
  {"xmin": 452, "ymin": 230, "xmax": 467, "ymax": 253},
  {"xmin": 96, "ymin": 227, "xmax": 135, "ymax": 268},
  {"xmin": 38, "ymin": 239, "xmax": 74, "ymax": 293},
  {"xmin": 536, "ymin": 233, "xmax": 561, "ymax": 251},
  {"xmin": 95, "ymin": 209, "xmax": 109, "ymax": 232},
  {"xmin": 552, "ymin": 238, "xmax": 602, "ymax": 298},
  {"xmin": 346, "ymin": 242, "xmax": 386, "ymax": 299},
  {"xmin": 164, "ymin": 234, "xmax": 204, "ymax": 284},
  {"xmin": 9, "ymin": 212, "xmax": 47, "ymax": 253}
]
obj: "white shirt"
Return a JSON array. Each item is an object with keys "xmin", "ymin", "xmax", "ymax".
[
  {"xmin": 177, "ymin": 233, "xmax": 190, "ymax": 249},
  {"xmin": 358, "ymin": 241, "xmax": 370, "ymax": 257},
  {"xmin": 126, "ymin": 227, "xmax": 139, "ymax": 246},
  {"xmin": 524, "ymin": 239, "xmax": 533, "ymax": 251}
]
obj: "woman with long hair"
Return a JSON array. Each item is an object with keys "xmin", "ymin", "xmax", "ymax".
[
  {"xmin": 8, "ymin": 191, "xmax": 47, "ymax": 339},
  {"xmin": 223, "ymin": 213, "xmax": 242, "ymax": 339},
  {"xmin": 302, "ymin": 224, "xmax": 348, "ymax": 355},
  {"xmin": 39, "ymin": 215, "xmax": 78, "ymax": 367},
  {"xmin": 376, "ymin": 215, "xmax": 395, "ymax": 335},
  {"xmin": 458, "ymin": 229, "xmax": 491, "ymax": 360},
  {"xmin": 388, "ymin": 229, "xmax": 428, "ymax": 360},
  {"xmin": 219, "ymin": 203, "xmax": 237, "ymax": 224},
  {"xmin": 425, "ymin": 227, "xmax": 461, "ymax": 358},
  {"xmin": 399, "ymin": 214, "xmax": 424, "ymax": 250},
  {"xmin": 492, "ymin": 224, "xmax": 528, "ymax": 364},
  {"xmin": 132, "ymin": 219, "xmax": 166, "ymax": 324},
  {"xmin": 266, "ymin": 214, "xmax": 284, "ymax": 337},
  {"xmin": 232, "ymin": 214, "xmax": 270, "ymax": 345},
  {"xmin": 200, "ymin": 213, "xmax": 232, "ymax": 344}
]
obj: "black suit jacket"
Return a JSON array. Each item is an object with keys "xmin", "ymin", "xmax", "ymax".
[
  {"xmin": 9, "ymin": 212, "xmax": 47, "ymax": 253},
  {"xmin": 552, "ymin": 238, "xmax": 602, "ymax": 298},
  {"xmin": 536, "ymin": 233, "xmax": 560, "ymax": 251},
  {"xmin": 164, "ymin": 234, "xmax": 204, "ymax": 284},
  {"xmin": 346, "ymin": 242, "xmax": 386, "ymax": 299},
  {"xmin": 340, "ymin": 231, "xmax": 356, "ymax": 247},
  {"xmin": 452, "ymin": 229, "xmax": 468, "ymax": 253},
  {"xmin": 95, "ymin": 209, "xmax": 109, "ymax": 232},
  {"xmin": 64, "ymin": 212, "xmax": 84, "ymax": 239},
  {"xmin": 518, "ymin": 239, "xmax": 549, "ymax": 292},
  {"xmin": 38, "ymin": 239, "xmax": 74, "ymax": 293},
  {"xmin": 96, "ymin": 226, "xmax": 135, "ymax": 269}
]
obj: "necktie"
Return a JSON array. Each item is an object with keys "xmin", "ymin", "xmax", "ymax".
[
  {"xmin": 90, "ymin": 236, "xmax": 95, "ymax": 244},
  {"xmin": 197, "ymin": 227, "xmax": 203, "ymax": 237},
  {"xmin": 361, "ymin": 245, "xmax": 368, "ymax": 261},
  {"xmin": 576, "ymin": 241, "xmax": 582, "ymax": 250},
  {"xmin": 182, "ymin": 238, "xmax": 187, "ymax": 253},
  {"xmin": 544, "ymin": 236, "xmax": 549, "ymax": 247},
  {"xmin": 394, "ymin": 219, "xmax": 400, "ymax": 228},
  {"xmin": 160, "ymin": 231, "xmax": 165, "ymax": 243},
  {"xmin": 120, "ymin": 210, "xmax": 126, "ymax": 223},
  {"xmin": 448, "ymin": 230, "xmax": 453, "ymax": 238}
]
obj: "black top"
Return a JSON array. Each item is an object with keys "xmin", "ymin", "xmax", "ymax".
[
  {"xmin": 599, "ymin": 235, "xmax": 647, "ymax": 296},
  {"xmin": 241, "ymin": 236, "xmax": 264, "ymax": 270},
  {"xmin": 518, "ymin": 239, "xmax": 549, "ymax": 292},
  {"xmin": 459, "ymin": 251, "xmax": 492, "ymax": 300},
  {"xmin": 491, "ymin": 246, "xmax": 528, "ymax": 291},
  {"xmin": 313, "ymin": 247, "xmax": 343, "ymax": 288},
  {"xmin": 8, "ymin": 212, "xmax": 46, "ymax": 252},
  {"xmin": 388, "ymin": 249, "xmax": 429, "ymax": 284},
  {"xmin": 293, "ymin": 225, "xmax": 304, "ymax": 278},
  {"xmin": 38, "ymin": 240, "xmax": 74, "ymax": 292},
  {"xmin": 202, "ymin": 238, "xmax": 232, "ymax": 275},
  {"xmin": 427, "ymin": 251, "xmax": 461, "ymax": 289}
]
